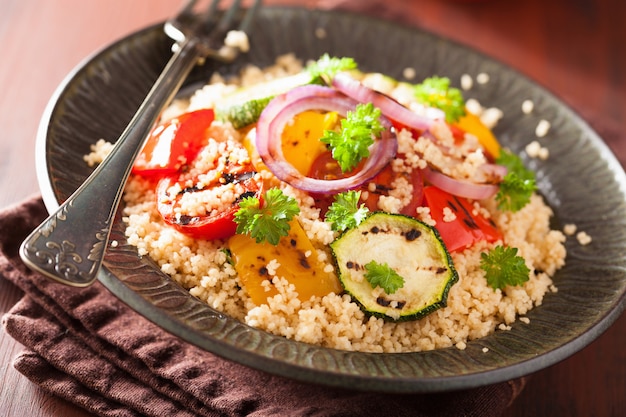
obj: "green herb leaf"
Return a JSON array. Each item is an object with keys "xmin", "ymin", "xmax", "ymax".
[
  {"xmin": 364, "ymin": 261, "xmax": 405, "ymax": 294},
  {"xmin": 480, "ymin": 245, "xmax": 530, "ymax": 290},
  {"xmin": 413, "ymin": 76, "xmax": 465, "ymax": 123},
  {"xmin": 495, "ymin": 149, "xmax": 537, "ymax": 211},
  {"xmin": 306, "ymin": 54, "xmax": 358, "ymax": 84},
  {"xmin": 234, "ymin": 188, "xmax": 300, "ymax": 245},
  {"xmin": 326, "ymin": 191, "xmax": 370, "ymax": 232},
  {"xmin": 496, "ymin": 173, "xmax": 536, "ymax": 212},
  {"xmin": 496, "ymin": 149, "xmax": 535, "ymax": 181},
  {"xmin": 320, "ymin": 102, "xmax": 384, "ymax": 172}
]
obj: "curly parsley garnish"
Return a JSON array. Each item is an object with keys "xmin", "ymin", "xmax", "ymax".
[
  {"xmin": 414, "ymin": 76, "xmax": 466, "ymax": 123},
  {"xmin": 480, "ymin": 245, "xmax": 530, "ymax": 290},
  {"xmin": 234, "ymin": 188, "xmax": 300, "ymax": 245},
  {"xmin": 306, "ymin": 54, "xmax": 358, "ymax": 85},
  {"xmin": 320, "ymin": 102, "xmax": 384, "ymax": 172},
  {"xmin": 495, "ymin": 149, "xmax": 537, "ymax": 212},
  {"xmin": 326, "ymin": 191, "xmax": 369, "ymax": 233},
  {"xmin": 364, "ymin": 261, "xmax": 405, "ymax": 294}
]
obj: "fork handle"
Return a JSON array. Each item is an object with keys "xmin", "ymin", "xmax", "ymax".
[{"xmin": 20, "ymin": 37, "xmax": 205, "ymax": 287}]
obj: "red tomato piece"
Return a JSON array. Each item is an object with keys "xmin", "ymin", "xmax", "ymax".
[
  {"xmin": 447, "ymin": 123, "xmax": 466, "ymax": 143},
  {"xmin": 390, "ymin": 119, "xmax": 424, "ymax": 141},
  {"xmin": 156, "ymin": 161, "xmax": 262, "ymax": 241},
  {"xmin": 422, "ymin": 185, "xmax": 502, "ymax": 252},
  {"xmin": 132, "ymin": 109, "xmax": 215, "ymax": 176},
  {"xmin": 308, "ymin": 150, "xmax": 348, "ymax": 182},
  {"xmin": 307, "ymin": 150, "xmax": 357, "ymax": 215},
  {"xmin": 361, "ymin": 164, "xmax": 424, "ymax": 217},
  {"xmin": 308, "ymin": 151, "xmax": 424, "ymax": 217}
]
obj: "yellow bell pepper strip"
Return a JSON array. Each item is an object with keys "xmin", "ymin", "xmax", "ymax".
[
  {"xmin": 228, "ymin": 219, "xmax": 342, "ymax": 305},
  {"xmin": 452, "ymin": 112, "xmax": 501, "ymax": 159},
  {"xmin": 281, "ymin": 110, "xmax": 338, "ymax": 175},
  {"xmin": 242, "ymin": 110, "xmax": 338, "ymax": 176}
]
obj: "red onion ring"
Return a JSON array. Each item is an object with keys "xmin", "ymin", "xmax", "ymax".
[
  {"xmin": 329, "ymin": 73, "xmax": 506, "ymax": 200},
  {"xmin": 332, "ymin": 72, "xmax": 440, "ymax": 132},
  {"xmin": 478, "ymin": 163, "xmax": 508, "ymax": 182},
  {"xmin": 422, "ymin": 167, "xmax": 500, "ymax": 200},
  {"xmin": 256, "ymin": 85, "xmax": 398, "ymax": 194}
]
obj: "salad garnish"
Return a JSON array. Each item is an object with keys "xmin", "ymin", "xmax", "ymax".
[
  {"xmin": 364, "ymin": 260, "xmax": 406, "ymax": 294},
  {"xmin": 413, "ymin": 76, "xmax": 466, "ymax": 123},
  {"xmin": 234, "ymin": 188, "xmax": 300, "ymax": 245},
  {"xmin": 325, "ymin": 190, "xmax": 370, "ymax": 233},
  {"xmin": 320, "ymin": 102, "xmax": 384, "ymax": 172},
  {"xmin": 495, "ymin": 149, "xmax": 537, "ymax": 211},
  {"xmin": 306, "ymin": 54, "xmax": 358, "ymax": 84},
  {"xmin": 480, "ymin": 245, "xmax": 530, "ymax": 290}
]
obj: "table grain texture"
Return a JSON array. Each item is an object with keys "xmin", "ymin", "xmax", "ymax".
[{"xmin": 0, "ymin": 0, "xmax": 624, "ymax": 416}]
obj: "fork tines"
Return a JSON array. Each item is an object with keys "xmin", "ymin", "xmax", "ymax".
[
  {"xmin": 168, "ymin": 0, "xmax": 261, "ymax": 62},
  {"xmin": 183, "ymin": 0, "xmax": 261, "ymax": 37}
]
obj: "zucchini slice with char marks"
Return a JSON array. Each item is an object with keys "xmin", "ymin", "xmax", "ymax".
[{"xmin": 331, "ymin": 212, "xmax": 458, "ymax": 321}]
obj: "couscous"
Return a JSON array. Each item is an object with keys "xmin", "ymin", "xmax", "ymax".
[{"xmin": 86, "ymin": 54, "xmax": 571, "ymax": 353}]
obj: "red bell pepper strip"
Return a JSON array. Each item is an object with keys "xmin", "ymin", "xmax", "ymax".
[
  {"xmin": 422, "ymin": 185, "xmax": 502, "ymax": 252},
  {"xmin": 132, "ymin": 109, "xmax": 215, "ymax": 176}
]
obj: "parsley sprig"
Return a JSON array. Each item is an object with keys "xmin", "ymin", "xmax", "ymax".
[
  {"xmin": 320, "ymin": 102, "xmax": 384, "ymax": 172},
  {"xmin": 325, "ymin": 191, "xmax": 369, "ymax": 233},
  {"xmin": 495, "ymin": 149, "xmax": 537, "ymax": 212},
  {"xmin": 364, "ymin": 261, "xmax": 405, "ymax": 294},
  {"xmin": 413, "ymin": 76, "xmax": 466, "ymax": 123},
  {"xmin": 234, "ymin": 188, "xmax": 300, "ymax": 245},
  {"xmin": 306, "ymin": 54, "xmax": 358, "ymax": 85},
  {"xmin": 480, "ymin": 245, "xmax": 530, "ymax": 290}
]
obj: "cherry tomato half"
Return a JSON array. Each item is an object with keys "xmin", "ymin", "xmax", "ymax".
[
  {"xmin": 132, "ymin": 109, "xmax": 215, "ymax": 176},
  {"xmin": 156, "ymin": 160, "xmax": 262, "ymax": 241}
]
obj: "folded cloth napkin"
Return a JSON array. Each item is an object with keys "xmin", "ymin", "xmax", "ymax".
[{"xmin": 1, "ymin": 196, "xmax": 526, "ymax": 417}]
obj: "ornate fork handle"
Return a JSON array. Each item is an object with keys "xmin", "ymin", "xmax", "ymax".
[{"xmin": 19, "ymin": 36, "xmax": 208, "ymax": 287}]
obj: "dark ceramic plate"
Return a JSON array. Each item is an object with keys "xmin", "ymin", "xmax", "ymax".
[{"xmin": 37, "ymin": 6, "xmax": 626, "ymax": 392}]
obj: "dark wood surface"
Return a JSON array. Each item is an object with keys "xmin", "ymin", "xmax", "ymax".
[{"xmin": 1, "ymin": 0, "xmax": 624, "ymax": 415}]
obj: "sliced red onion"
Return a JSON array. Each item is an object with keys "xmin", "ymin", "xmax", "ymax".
[
  {"xmin": 478, "ymin": 163, "xmax": 508, "ymax": 182},
  {"xmin": 422, "ymin": 167, "xmax": 500, "ymax": 200},
  {"xmin": 256, "ymin": 85, "xmax": 398, "ymax": 194},
  {"xmin": 256, "ymin": 85, "xmax": 333, "ymax": 160},
  {"xmin": 332, "ymin": 72, "xmax": 440, "ymax": 132}
]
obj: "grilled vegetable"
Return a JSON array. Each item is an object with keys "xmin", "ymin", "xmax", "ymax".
[
  {"xmin": 229, "ymin": 220, "xmax": 342, "ymax": 305},
  {"xmin": 422, "ymin": 186, "xmax": 502, "ymax": 252},
  {"xmin": 330, "ymin": 212, "xmax": 458, "ymax": 321},
  {"xmin": 215, "ymin": 72, "xmax": 313, "ymax": 128},
  {"xmin": 215, "ymin": 55, "xmax": 357, "ymax": 128},
  {"xmin": 281, "ymin": 110, "xmax": 337, "ymax": 176}
]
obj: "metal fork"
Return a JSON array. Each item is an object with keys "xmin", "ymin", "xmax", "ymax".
[{"xmin": 19, "ymin": 0, "xmax": 261, "ymax": 287}]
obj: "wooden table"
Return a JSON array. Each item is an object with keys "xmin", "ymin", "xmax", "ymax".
[{"xmin": 1, "ymin": 0, "xmax": 624, "ymax": 415}]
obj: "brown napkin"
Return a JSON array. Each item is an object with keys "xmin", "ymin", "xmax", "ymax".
[{"xmin": 1, "ymin": 196, "xmax": 525, "ymax": 417}]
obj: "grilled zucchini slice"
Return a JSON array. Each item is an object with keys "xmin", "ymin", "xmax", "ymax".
[
  {"xmin": 214, "ymin": 72, "xmax": 313, "ymax": 129},
  {"xmin": 331, "ymin": 212, "xmax": 458, "ymax": 321}
]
